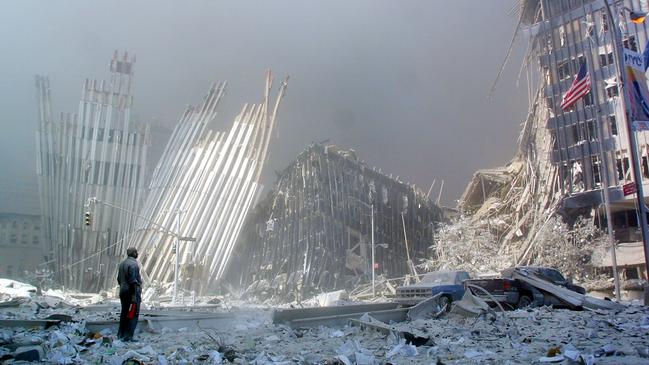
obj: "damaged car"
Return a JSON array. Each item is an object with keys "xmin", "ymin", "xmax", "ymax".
[
  {"xmin": 465, "ymin": 266, "xmax": 585, "ymax": 309},
  {"xmin": 395, "ymin": 270, "xmax": 470, "ymax": 307}
]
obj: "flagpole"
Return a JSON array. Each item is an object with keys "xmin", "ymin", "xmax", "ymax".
[
  {"xmin": 583, "ymin": 29, "xmax": 621, "ymax": 300},
  {"xmin": 603, "ymin": 0, "xmax": 649, "ymax": 302}
]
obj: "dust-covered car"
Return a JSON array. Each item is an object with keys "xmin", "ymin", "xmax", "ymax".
[{"xmin": 396, "ymin": 270, "xmax": 470, "ymax": 307}]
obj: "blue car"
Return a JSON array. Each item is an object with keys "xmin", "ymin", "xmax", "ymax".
[{"xmin": 396, "ymin": 270, "xmax": 470, "ymax": 307}]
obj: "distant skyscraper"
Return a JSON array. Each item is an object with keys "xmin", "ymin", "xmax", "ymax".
[
  {"xmin": 36, "ymin": 51, "xmax": 149, "ymax": 292},
  {"xmin": 0, "ymin": 213, "xmax": 44, "ymax": 280}
]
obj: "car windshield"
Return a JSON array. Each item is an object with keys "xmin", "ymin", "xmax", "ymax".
[
  {"xmin": 536, "ymin": 268, "xmax": 566, "ymax": 283},
  {"xmin": 420, "ymin": 272, "xmax": 456, "ymax": 284}
]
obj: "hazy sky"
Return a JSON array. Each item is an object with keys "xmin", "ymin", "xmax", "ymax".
[{"xmin": 0, "ymin": 0, "xmax": 527, "ymax": 214}]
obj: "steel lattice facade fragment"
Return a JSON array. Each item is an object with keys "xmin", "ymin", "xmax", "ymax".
[
  {"xmin": 228, "ymin": 143, "xmax": 445, "ymax": 300},
  {"xmin": 36, "ymin": 51, "xmax": 149, "ymax": 292},
  {"xmin": 130, "ymin": 72, "xmax": 287, "ymax": 295}
]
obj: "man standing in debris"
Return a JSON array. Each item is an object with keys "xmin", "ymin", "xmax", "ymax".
[{"xmin": 117, "ymin": 247, "xmax": 142, "ymax": 341}]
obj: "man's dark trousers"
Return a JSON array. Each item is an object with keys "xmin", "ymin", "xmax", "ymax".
[{"xmin": 117, "ymin": 288, "xmax": 140, "ymax": 340}]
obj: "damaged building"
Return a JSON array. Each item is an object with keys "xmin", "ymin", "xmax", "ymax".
[
  {"xmin": 229, "ymin": 143, "xmax": 445, "ymax": 300},
  {"xmin": 458, "ymin": 0, "xmax": 649, "ymax": 287},
  {"xmin": 35, "ymin": 52, "xmax": 150, "ymax": 292},
  {"xmin": 129, "ymin": 71, "xmax": 288, "ymax": 296}
]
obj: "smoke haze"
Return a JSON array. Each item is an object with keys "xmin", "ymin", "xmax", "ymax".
[{"xmin": 0, "ymin": 0, "xmax": 527, "ymax": 213}]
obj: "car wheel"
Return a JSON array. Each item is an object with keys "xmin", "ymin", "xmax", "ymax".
[
  {"xmin": 439, "ymin": 295, "xmax": 452, "ymax": 311},
  {"xmin": 517, "ymin": 295, "xmax": 532, "ymax": 309}
]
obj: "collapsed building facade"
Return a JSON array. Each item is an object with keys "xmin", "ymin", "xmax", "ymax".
[
  {"xmin": 36, "ymin": 52, "xmax": 150, "ymax": 292},
  {"xmin": 229, "ymin": 143, "xmax": 445, "ymax": 299},
  {"xmin": 129, "ymin": 72, "xmax": 287, "ymax": 295},
  {"xmin": 459, "ymin": 0, "xmax": 649, "ymax": 283}
]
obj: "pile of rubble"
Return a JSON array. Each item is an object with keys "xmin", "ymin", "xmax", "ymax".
[
  {"xmin": 2, "ymin": 275, "xmax": 649, "ymax": 363},
  {"xmin": 0, "ymin": 279, "xmax": 107, "ymax": 310},
  {"xmin": 2, "ymin": 294, "xmax": 648, "ymax": 363},
  {"xmin": 426, "ymin": 215, "xmax": 609, "ymax": 285}
]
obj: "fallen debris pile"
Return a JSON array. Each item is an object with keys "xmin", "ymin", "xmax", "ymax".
[
  {"xmin": 0, "ymin": 279, "xmax": 37, "ymax": 300},
  {"xmin": 512, "ymin": 268, "xmax": 624, "ymax": 311},
  {"xmin": 428, "ymin": 214, "xmax": 610, "ymax": 287},
  {"xmin": 1, "ymin": 285, "xmax": 648, "ymax": 364},
  {"xmin": 0, "ymin": 278, "xmax": 108, "ymax": 311}
]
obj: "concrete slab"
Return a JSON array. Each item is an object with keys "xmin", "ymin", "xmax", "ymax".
[
  {"xmin": 0, "ymin": 319, "xmax": 61, "ymax": 330},
  {"xmin": 272, "ymin": 302, "xmax": 399, "ymax": 324},
  {"xmin": 287, "ymin": 307, "xmax": 409, "ymax": 328},
  {"xmin": 85, "ymin": 309, "xmax": 264, "ymax": 333}
]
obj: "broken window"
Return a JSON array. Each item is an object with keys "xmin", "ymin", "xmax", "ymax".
[
  {"xmin": 623, "ymin": 35, "xmax": 638, "ymax": 51},
  {"xmin": 571, "ymin": 124, "xmax": 580, "ymax": 144},
  {"xmin": 617, "ymin": 159, "xmax": 623, "ymax": 181},
  {"xmin": 559, "ymin": 24, "xmax": 567, "ymax": 47},
  {"xmin": 601, "ymin": 12, "xmax": 609, "ymax": 32},
  {"xmin": 643, "ymin": 156, "xmax": 649, "ymax": 179},
  {"xmin": 557, "ymin": 60, "xmax": 572, "ymax": 80},
  {"xmin": 551, "ymin": 130, "xmax": 559, "ymax": 151},
  {"xmin": 599, "ymin": 51, "xmax": 614, "ymax": 67},
  {"xmin": 606, "ymin": 85, "xmax": 619, "ymax": 98},
  {"xmin": 617, "ymin": 157, "xmax": 631, "ymax": 181},
  {"xmin": 585, "ymin": 119, "xmax": 596, "ymax": 141},
  {"xmin": 609, "ymin": 115, "xmax": 618, "ymax": 135},
  {"xmin": 625, "ymin": 267, "xmax": 640, "ymax": 280},
  {"xmin": 585, "ymin": 14, "xmax": 595, "ymax": 37},
  {"xmin": 546, "ymin": 96, "xmax": 555, "ymax": 111},
  {"xmin": 592, "ymin": 156, "xmax": 602, "ymax": 185},
  {"xmin": 583, "ymin": 91, "xmax": 594, "ymax": 106},
  {"xmin": 543, "ymin": 67, "xmax": 554, "ymax": 85},
  {"xmin": 572, "ymin": 160, "xmax": 584, "ymax": 191},
  {"xmin": 573, "ymin": 55, "xmax": 585, "ymax": 72}
]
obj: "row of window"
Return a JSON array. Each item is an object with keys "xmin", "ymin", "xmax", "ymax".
[
  {"xmin": 560, "ymin": 154, "xmax": 649, "ymax": 192},
  {"xmin": 1, "ymin": 234, "xmax": 40, "ymax": 245},
  {"xmin": 546, "ymin": 0, "xmax": 591, "ymax": 19},
  {"xmin": 79, "ymin": 126, "xmax": 143, "ymax": 146},
  {"xmin": 550, "ymin": 114, "xmax": 618, "ymax": 151},
  {"xmin": 42, "ymin": 154, "xmax": 144, "ymax": 188},
  {"xmin": 546, "ymin": 7, "xmax": 640, "ymax": 53},
  {"xmin": 546, "ymin": 77, "xmax": 620, "ymax": 119},
  {"xmin": 548, "ymin": 41, "xmax": 634, "ymax": 86},
  {"xmin": 0, "ymin": 222, "xmax": 40, "ymax": 229}
]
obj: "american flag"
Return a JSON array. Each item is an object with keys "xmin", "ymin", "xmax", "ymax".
[{"xmin": 560, "ymin": 60, "xmax": 591, "ymax": 110}]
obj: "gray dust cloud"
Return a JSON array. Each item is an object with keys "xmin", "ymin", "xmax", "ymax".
[{"xmin": 0, "ymin": 0, "xmax": 527, "ymax": 213}]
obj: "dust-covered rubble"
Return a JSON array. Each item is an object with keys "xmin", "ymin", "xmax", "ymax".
[{"xmin": 2, "ymin": 295, "xmax": 649, "ymax": 364}]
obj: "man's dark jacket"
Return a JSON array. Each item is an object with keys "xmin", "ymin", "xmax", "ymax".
[{"xmin": 117, "ymin": 257, "xmax": 142, "ymax": 300}]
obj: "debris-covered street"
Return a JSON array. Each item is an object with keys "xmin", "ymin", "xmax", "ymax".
[{"xmin": 1, "ymin": 279, "xmax": 649, "ymax": 364}]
